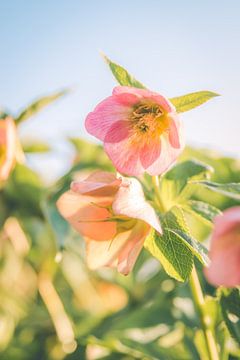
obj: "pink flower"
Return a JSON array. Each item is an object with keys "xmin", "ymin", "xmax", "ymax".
[
  {"xmin": 57, "ymin": 171, "xmax": 162, "ymax": 275},
  {"xmin": 85, "ymin": 86, "xmax": 184, "ymax": 176},
  {"xmin": 205, "ymin": 207, "xmax": 240, "ymax": 287},
  {"xmin": 0, "ymin": 117, "xmax": 18, "ymax": 181}
]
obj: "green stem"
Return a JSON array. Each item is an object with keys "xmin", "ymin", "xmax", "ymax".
[
  {"xmin": 189, "ymin": 265, "xmax": 219, "ymax": 360},
  {"xmin": 152, "ymin": 176, "xmax": 165, "ymax": 213}
]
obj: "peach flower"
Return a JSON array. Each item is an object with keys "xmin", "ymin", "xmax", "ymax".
[
  {"xmin": 0, "ymin": 117, "xmax": 18, "ymax": 181},
  {"xmin": 205, "ymin": 207, "xmax": 240, "ymax": 287},
  {"xmin": 85, "ymin": 86, "xmax": 184, "ymax": 176},
  {"xmin": 57, "ymin": 171, "xmax": 162, "ymax": 274}
]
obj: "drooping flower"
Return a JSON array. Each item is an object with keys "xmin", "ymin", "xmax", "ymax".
[
  {"xmin": 57, "ymin": 171, "xmax": 162, "ymax": 275},
  {"xmin": 205, "ymin": 207, "xmax": 240, "ymax": 287},
  {"xmin": 85, "ymin": 86, "xmax": 184, "ymax": 176},
  {"xmin": 0, "ymin": 117, "xmax": 18, "ymax": 181}
]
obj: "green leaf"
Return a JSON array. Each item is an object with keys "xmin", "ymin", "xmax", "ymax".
[
  {"xmin": 160, "ymin": 159, "xmax": 213, "ymax": 210},
  {"xmin": 170, "ymin": 91, "xmax": 220, "ymax": 113},
  {"xmin": 102, "ymin": 53, "xmax": 146, "ymax": 88},
  {"xmin": 182, "ymin": 200, "xmax": 221, "ymax": 225},
  {"xmin": 22, "ymin": 140, "xmax": 51, "ymax": 153},
  {"xmin": 42, "ymin": 195, "xmax": 70, "ymax": 250},
  {"xmin": 15, "ymin": 89, "xmax": 70, "ymax": 124},
  {"xmin": 194, "ymin": 181, "xmax": 240, "ymax": 200},
  {"xmin": 69, "ymin": 137, "xmax": 112, "ymax": 167},
  {"xmin": 4, "ymin": 164, "xmax": 43, "ymax": 216},
  {"xmin": 167, "ymin": 229, "xmax": 209, "ymax": 266},
  {"xmin": 145, "ymin": 208, "xmax": 194, "ymax": 282},
  {"xmin": 219, "ymin": 288, "xmax": 240, "ymax": 345}
]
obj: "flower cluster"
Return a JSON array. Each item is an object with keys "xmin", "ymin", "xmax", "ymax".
[{"xmin": 57, "ymin": 85, "xmax": 240, "ymax": 287}]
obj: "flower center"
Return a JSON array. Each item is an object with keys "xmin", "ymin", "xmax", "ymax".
[{"xmin": 131, "ymin": 102, "xmax": 170, "ymax": 137}]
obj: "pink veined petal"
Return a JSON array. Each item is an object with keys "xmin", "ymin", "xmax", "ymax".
[
  {"xmin": 71, "ymin": 171, "xmax": 121, "ymax": 197},
  {"xmin": 139, "ymin": 138, "xmax": 161, "ymax": 169},
  {"xmin": 104, "ymin": 137, "xmax": 144, "ymax": 176},
  {"xmin": 85, "ymin": 229, "xmax": 134, "ymax": 270},
  {"xmin": 204, "ymin": 207, "xmax": 240, "ymax": 287},
  {"xmin": 104, "ymin": 120, "xmax": 130, "ymax": 143},
  {"xmin": 145, "ymin": 124, "xmax": 185, "ymax": 176},
  {"xmin": 112, "ymin": 177, "xmax": 162, "ymax": 234},
  {"xmin": 57, "ymin": 191, "xmax": 117, "ymax": 241},
  {"xmin": 112, "ymin": 86, "xmax": 174, "ymax": 112},
  {"xmin": 117, "ymin": 222, "xmax": 150, "ymax": 275},
  {"xmin": 85, "ymin": 222, "xmax": 150, "ymax": 275},
  {"xmin": 168, "ymin": 116, "xmax": 181, "ymax": 149},
  {"xmin": 0, "ymin": 117, "xmax": 17, "ymax": 181},
  {"xmin": 85, "ymin": 93, "xmax": 138, "ymax": 142}
]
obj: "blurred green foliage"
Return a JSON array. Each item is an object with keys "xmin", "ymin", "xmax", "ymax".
[{"xmin": 0, "ymin": 129, "xmax": 240, "ymax": 359}]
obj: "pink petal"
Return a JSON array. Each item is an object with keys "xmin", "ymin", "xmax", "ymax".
[
  {"xmin": 116, "ymin": 222, "xmax": 150, "ymax": 275},
  {"xmin": 145, "ymin": 124, "xmax": 185, "ymax": 175},
  {"xmin": 139, "ymin": 139, "xmax": 161, "ymax": 169},
  {"xmin": 71, "ymin": 171, "xmax": 121, "ymax": 197},
  {"xmin": 104, "ymin": 138, "xmax": 144, "ymax": 176},
  {"xmin": 85, "ymin": 222, "xmax": 149, "ymax": 275},
  {"xmin": 85, "ymin": 94, "xmax": 137, "ymax": 141},
  {"xmin": 168, "ymin": 116, "xmax": 181, "ymax": 148},
  {"xmin": 205, "ymin": 207, "xmax": 240, "ymax": 287},
  {"xmin": 104, "ymin": 120, "xmax": 130, "ymax": 143},
  {"xmin": 57, "ymin": 191, "xmax": 117, "ymax": 241},
  {"xmin": 85, "ymin": 229, "xmax": 134, "ymax": 270},
  {"xmin": 0, "ymin": 117, "xmax": 17, "ymax": 181},
  {"xmin": 113, "ymin": 86, "xmax": 174, "ymax": 112},
  {"xmin": 112, "ymin": 177, "xmax": 162, "ymax": 234}
]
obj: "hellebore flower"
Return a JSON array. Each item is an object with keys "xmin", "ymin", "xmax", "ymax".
[
  {"xmin": 57, "ymin": 171, "xmax": 162, "ymax": 274},
  {"xmin": 0, "ymin": 117, "xmax": 18, "ymax": 182},
  {"xmin": 205, "ymin": 207, "xmax": 240, "ymax": 287},
  {"xmin": 85, "ymin": 86, "xmax": 184, "ymax": 176}
]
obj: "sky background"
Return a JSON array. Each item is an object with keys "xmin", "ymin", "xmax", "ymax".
[{"xmin": 0, "ymin": 0, "xmax": 240, "ymax": 180}]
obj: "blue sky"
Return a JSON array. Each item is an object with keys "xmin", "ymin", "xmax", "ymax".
[{"xmin": 0, "ymin": 0, "xmax": 239, "ymax": 179}]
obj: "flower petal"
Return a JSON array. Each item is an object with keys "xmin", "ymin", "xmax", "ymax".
[
  {"xmin": 86, "ymin": 222, "xmax": 149, "ymax": 275},
  {"xmin": 71, "ymin": 171, "xmax": 121, "ymax": 197},
  {"xmin": 168, "ymin": 116, "xmax": 181, "ymax": 148},
  {"xmin": 113, "ymin": 86, "xmax": 174, "ymax": 112},
  {"xmin": 112, "ymin": 177, "xmax": 162, "ymax": 234},
  {"xmin": 104, "ymin": 138, "xmax": 144, "ymax": 176},
  {"xmin": 145, "ymin": 124, "xmax": 184, "ymax": 175},
  {"xmin": 117, "ymin": 222, "xmax": 150, "ymax": 275},
  {"xmin": 85, "ymin": 94, "xmax": 137, "ymax": 141},
  {"xmin": 205, "ymin": 207, "xmax": 240, "ymax": 287},
  {"xmin": 57, "ymin": 191, "xmax": 117, "ymax": 240},
  {"xmin": 139, "ymin": 138, "xmax": 161, "ymax": 169}
]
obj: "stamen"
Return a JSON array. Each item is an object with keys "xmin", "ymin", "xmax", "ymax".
[{"xmin": 131, "ymin": 102, "xmax": 169, "ymax": 136}]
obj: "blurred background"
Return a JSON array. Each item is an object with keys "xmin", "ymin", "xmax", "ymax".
[
  {"xmin": 1, "ymin": 0, "xmax": 239, "ymax": 181},
  {"xmin": 0, "ymin": 1, "xmax": 240, "ymax": 359}
]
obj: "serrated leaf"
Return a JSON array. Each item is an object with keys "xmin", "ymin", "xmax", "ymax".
[
  {"xmin": 167, "ymin": 229, "xmax": 209, "ymax": 266},
  {"xmin": 194, "ymin": 181, "xmax": 240, "ymax": 200},
  {"xmin": 102, "ymin": 53, "xmax": 146, "ymax": 89},
  {"xmin": 145, "ymin": 208, "xmax": 194, "ymax": 281},
  {"xmin": 182, "ymin": 200, "xmax": 221, "ymax": 225},
  {"xmin": 160, "ymin": 159, "xmax": 213, "ymax": 210},
  {"xmin": 144, "ymin": 228, "xmax": 193, "ymax": 282},
  {"xmin": 22, "ymin": 141, "xmax": 51, "ymax": 153},
  {"xmin": 15, "ymin": 89, "xmax": 69, "ymax": 124},
  {"xmin": 170, "ymin": 91, "xmax": 219, "ymax": 113}
]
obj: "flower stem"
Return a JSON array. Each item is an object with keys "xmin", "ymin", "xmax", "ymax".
[
  {"xmin": 152, "ymin": 176, "xmax": 165, "ymax": 213},
  {"xmin": 189, "ymin": 265, "xmax": 219, "ymax": 360}
]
